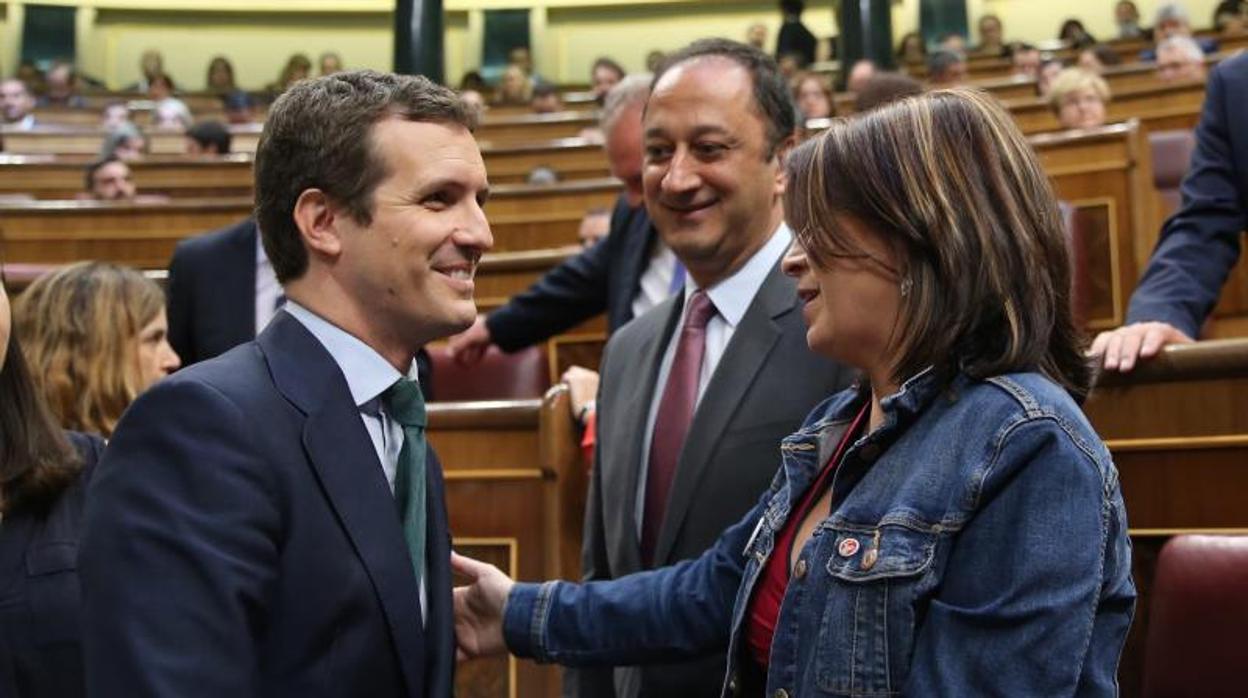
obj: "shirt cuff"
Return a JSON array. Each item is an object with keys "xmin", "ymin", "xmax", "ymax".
[{"xmin": 502, "ymin": 580, "xmax": 558, "ymax": 662}]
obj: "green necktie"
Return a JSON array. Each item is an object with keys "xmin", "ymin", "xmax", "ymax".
[{"xmin": 383, "ymin": 377, "xmax": 427, "ymax": 588}]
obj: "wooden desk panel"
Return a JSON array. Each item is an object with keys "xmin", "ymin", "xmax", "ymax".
[
  {"xmin": 1008, "ymin": 80, "xmax": 1205, "ymax": 135},
  {"xmin": 481, "ymin": 139, "xmax": 609, "ymax": 183},
  {"xmin": 477, "ymin": 111, "xmax": 598, "ymax": 145},
  {"xmin": 0, "ymin": 155, "xmax": 253, "ymax": 199}
]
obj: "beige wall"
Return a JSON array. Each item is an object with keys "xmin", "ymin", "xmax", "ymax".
[{"xmin": 0, "ymin": 0, "xmax": 1227, "ymax": 88}]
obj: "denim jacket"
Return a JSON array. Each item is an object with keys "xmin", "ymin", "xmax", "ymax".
[{"xmin": 504, "ymin": 370, "xmax": 1136, "ymax": 696}]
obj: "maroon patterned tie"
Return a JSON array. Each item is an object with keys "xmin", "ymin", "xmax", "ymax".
[{"xmin": 641, "ymin": 290, "xmax": 717, "ymax": 567}]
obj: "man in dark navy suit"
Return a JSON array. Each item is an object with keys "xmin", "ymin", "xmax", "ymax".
[
  {"xmin": 448, "ymin": 74, "xmax": 676, "ymax": 361},
  {"xmin": 1092, "ymin": 52, "xmax": 1247, "ymax": 371},
  {"xmin": 79, "ymin": 70, "xmax": 492, "ymax": 697}
]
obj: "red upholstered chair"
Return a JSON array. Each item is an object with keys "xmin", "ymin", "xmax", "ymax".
[
  {"xmin": 1059, "ymin": 201, "xmax": 1092, "ymax": 326},
  {"xmin": 1141, "ymin": 535, "xmax": 1248, "ymax": 698},
  {"xmin": 1149, "ymin": 129, "xmax": 1197, "ymax": 218},
  {"xmin": 426, "ymin": 344, "xmax": 550, "ymax": 401}
]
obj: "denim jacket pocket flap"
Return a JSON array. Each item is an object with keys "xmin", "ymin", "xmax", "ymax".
[
  {"xmin": 824, "ymin": 526, "xmax": 936, "ymax": 583},
  {"xmin": 26, "ymin": 541, "xmax": 78, "ymax": 576}
]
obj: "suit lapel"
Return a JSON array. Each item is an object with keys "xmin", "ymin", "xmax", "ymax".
[
  {"xmin": 422, "ymin": 446, "xmax": 455, "ymax": 696},
  {"xmin": 259, "ymin": 314, "xmax": 426, "ymax": 696},
  {"xmin": 653, "ymin": 261, "xmax": 794, "ymax": 565}
]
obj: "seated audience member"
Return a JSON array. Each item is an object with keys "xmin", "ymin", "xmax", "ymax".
[
  {"xmin": 1011, "ymin": 43, "xmax": 1042, "ymax": 80},
  {"xmin": 793, "ymin": 72, "xmax": 835, "ymax": 119},
  {"xmin": 845, "ymin": 59, "xmax": 876, "ymax": 93},
  {"xmin": 1078, "ymin": 44, "xmax": 1123, "ymax": 74},
  {"xmin": 854, "ymin": 72, "xmax": 924, "ymax": 112},
  {"xmin": 15, "ymin": 262, "xmax": 179, "ymax": 437},
  {"xmin": 896, "ymin": 31, "xmax": 926, "ymax": 63},
  {"xmin": 1116, "ymin": 0, "xmax": 1146, "ymax": 38},
  {"xmin": 152, "ymin": 97, "xmax": 192, "ymax": 130},
  {"xmin": 776, "ymin": 52, "xmax": 803, "ymax": 80},
  {"xmin": 1156, "ymin": 36, "xmax": 1208, "ymax": 82},
  {"xmin": 1, "ymin": 79, "xmax": 37, "ymax": 130},
  {"xmin": 927, "ymin": 49, "xmax": 968, "ymax": 86},
  {"xmin": 270, "ymin": 53, "xmax": 312, "ymax": 95},
  {"xmin": 509, "ymin": 45, "xmax": 535, "ymax": 75},
  {"xmin": 646, "ymin": 49, "xmax": 666, "ymax": 72},
  {"xmin": 937, "ymin": 31, "xmax": 967, "ymax": 54},
  {"xmin": 1214, "ymin": 1, "xmax": 1247, "ymax": 31},
  {"xmin": 38, "ymin": 62, "xmax": 86, "ymax": 108},
  {"xmin": 15, "ymin": 61, "xmax": 41, "ymax": 91},
  {"xmin": 221, "ymin": 89, "xmax": 256, "ymax": 124},
  {"xmin": 185, "ymin": 120, "xmax": 231, "ymax": 155},
  {"xmin": 453, "ymin": 88, "xmax": 1135, "ymax": 697},
  {"xmin": 1092, "ymin": 52, "xmax": 1247, "ymax": 371},
  {"xmin": 127, "ymin": 49, "xmax": 170, "ymax": 93},
  {"xmin": 746, "ymin": 22, "xmax": 768, "ymax": 50},
  {"xmin": 1036, "ymin": 58, "xmax": 1065, "ymax": 96},
  {"xmin": 145, "ymin": 74, "xmax": 175, "ymax": 101},
  {"xmin": 319, "ymin": 51, "xmax": 343, "ymax": 76},
  {"xmin": 205, "ymin": 56, "xmax": 236, "ymax": 93},
  {"xmin": 578, "ymin": 207, "xmax": 612, "ymax": 248},
  {"xmin": 459, "ymin": 88, "xmax": 486, "ymax": 118},
  {"xmin": 496, "ymin": 64, "xmax": 532, "ymax": 105},
  {"xmin": 526, "ymin": 165, "xmax": 559, "ymax": 185},
  {"xmin": 591, "ymin": 57, "xmax": 626, "ymax": 101},
  {"xmin": 85, "ymin": 157, "xmax": 136, "ymax": 200},
  {"xmin": 977, "ymin": 14, "xmax": 1007, "ymax": 57},
  {"xmin": 100, "ymin": 102, "xmax": 131, "ymax": 130},
  {"xmin": 459, "ymin": 70, "xmax": 487, "ymax": 92},
  {"xmin": 777, "ymin": 0, "xmax": 818, "ymax": 67},
  {"xmin": 99, "ymin": 123, "xmax": 147, "ymax": 160},
  {"xmin": 0, "ymin": 275, "xmax": 106, "ymax": 698},
  {"xmin": 1048, "ymin": 68, "xmax": 1111, "ymax": 130},
  {"xmin": 530, "ymin": 82, "xmax": 563, "ymax": 114},
  {"xmin": 1145, "ymin": 3, "xmax": 1219, "ymax": 57},
  {"xmin": 1058, "ymin": 18, "xmax": 1096, "ymax": 47}
]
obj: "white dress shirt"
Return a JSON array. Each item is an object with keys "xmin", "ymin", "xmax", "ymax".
[
  {"xmin": 632, "ymin": 240, "xmax": 681, "ymax": 320},
  {"xmin": 254, "ymin": 235, "xmax": 283, "ymax": 336},
  {"xmin": 284, "ymin": 301, "xmax": 427, "ymax": 620},
  {"xmin": 633, "ymin": 222, "xmax": 794, "ymax": 535}
]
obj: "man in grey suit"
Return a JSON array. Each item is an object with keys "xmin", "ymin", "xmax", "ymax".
[{"xmin": 568, "ymin": 39, "xmax": 853, "ymax": 698}]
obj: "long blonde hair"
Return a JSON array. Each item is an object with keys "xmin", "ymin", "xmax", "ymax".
[{"xmin": 14, "ymin": 262, "xmax": 165, "ymax": 436}]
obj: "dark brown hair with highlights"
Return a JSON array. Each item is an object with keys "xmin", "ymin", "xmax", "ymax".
[{"xmin": 785, "ymin": 88, "xmax": 1091, "ymax": 400}]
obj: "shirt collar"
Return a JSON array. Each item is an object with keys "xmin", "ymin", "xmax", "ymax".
[
  {"xmin": 684, "ymin": 221, "xmax": 793, "ymax": 328},
  {"xmin": 283, "ymin": 301, "xmax": 418, "ymax": 408}
]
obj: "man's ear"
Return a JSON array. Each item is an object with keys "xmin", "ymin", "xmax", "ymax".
[
  {"xmin": 773, "ymin": 133, "xmax": 798, "ymax": 195},
  {"xmin": 292, "ymin": 188, "xmax": 343, "ymax": 259}
]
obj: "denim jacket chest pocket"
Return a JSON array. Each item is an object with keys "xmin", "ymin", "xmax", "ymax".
[{"xmin": 812, "ymin": 523, "xmax": 938, "ymax": 697}]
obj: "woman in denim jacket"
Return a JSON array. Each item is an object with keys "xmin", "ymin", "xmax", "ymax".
[{"xmin": 453, "ymin": 88, "xmax": 1136, "ymax": 696}]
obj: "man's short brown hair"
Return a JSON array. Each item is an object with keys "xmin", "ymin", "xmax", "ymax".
[{"xmin": 254, "ymin": 70, "xmax": 475, "ymax": 283}]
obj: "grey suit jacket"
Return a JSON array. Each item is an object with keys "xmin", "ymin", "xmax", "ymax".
[{"xmin": 572, "ymin": 258, "xmax": 855, "ymax": 698}]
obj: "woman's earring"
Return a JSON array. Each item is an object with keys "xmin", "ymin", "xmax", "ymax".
[{"xmin": 900, "ymin": 277, "xmax": 913, "ymax": 298}]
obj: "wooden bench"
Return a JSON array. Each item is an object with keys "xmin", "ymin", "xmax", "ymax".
[
  {"xmin": 0, "ymin": 154, "xmax": 254, "ymax": 199},
  {"xmin": 481, "ymin": 138, "xmax": 609, "ymax": 184},
  {"xmin": 476, "ymin": 111, "xmax": 599, "ymax": 145},
  {"xmin": 1007, "ymin": 79, "xmax": 1206, "ymax": 135},
  {"xmin": 0, "ymin": 124, "xmax": 264, "ymax": 156},
  {"xmin": 430, "ymin": 387, "xmax": 584, "ymax": 698}
]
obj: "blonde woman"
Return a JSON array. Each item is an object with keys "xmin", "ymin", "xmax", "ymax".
[
  {"xmin": 1048, "ymin": 67, "xmax": 1111, "ymax": 130},
  {"xmin": 15, "ymin": 262, "xmax": 180, "ymax": 437}
]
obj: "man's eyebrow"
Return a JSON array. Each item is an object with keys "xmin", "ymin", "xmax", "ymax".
[{"xmin": 644, "ymin": 124, "xmax": 732, "ymax": 139}]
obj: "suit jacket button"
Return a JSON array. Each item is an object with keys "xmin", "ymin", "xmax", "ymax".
[
  {"xmin": 793, "ymin": 559, "xmax": 808, "ymax": 579},
  {"xmin": 774, "ymin": 689, "xmax": 790, "ymax": 698},
  {"xmin": 728, "ymin": 673, "xmax": 739, "ymax": 694}
]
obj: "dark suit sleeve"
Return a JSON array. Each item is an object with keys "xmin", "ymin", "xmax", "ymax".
[
  {"xmin": 80, "ymin": 378, "xmax": 280, "ymax": 697},
  {"xmin": 166, "ymin": 242, "xmax": 197, "ymax": 366},
  {"xmin": 1126, "ymin": 61, "xmax": 1246, "ymax": 337},
  {"xmin": 486, "ymin": 198, "xmax": 642, "ymax": 351}
]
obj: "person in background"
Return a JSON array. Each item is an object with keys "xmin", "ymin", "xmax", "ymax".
[
  {"xmin": 508, "ymin": 46, "xmax": 534, "ymax": 75},
  {"xmin": 927, "ymin": 49, "xmax": 968, "ymax": 86},
  {"xmin": 530, "ymin": 82, "xmax": 563, "ymax": 114},
  {"xmin": 271, "ymin": 53, "xmax": 312, "ymax": 94},
  {"xmin": 1116, "ymin": 0, "xmax": 1147, "ymax": 39},
  {"xmin": 205, "ymin": 56, "xmax": 235, "ymax": 93},
  {"xmin": 145, "ymin": 74, "xmax": 176, "ymax": 101},
  {"xmin": 776, "ymin": 0, "xmax": 817, "ymax": 67},
  {"xmin": 1059, "ymin": 18, "xmax": 1096, "ymax": 47},
  {"xmin": 152, "ymin": 97, "xmax": 192, "ymax": 131},
  {"xmin": 1213, "ymin": 1, "xmax": 1247, "ymax": 32},
  {"xmin": 185, "ymin": 120, "xmax": 231, "ymax": 156},
  {"xmin": 459, "ymin": 71, "xmax": 487, "ymax": 92},
  {"xmin": 1091, "ymin": 52, "xmax": 1247, "ymax": 372},
  {"xmin": 1146, "ymin": 3, "xmax": 1219, "ymax": 57},
  {"xmin": 496, "ymin": 64, "xmax": 532, "ymax": 105},
  {"xmin": 85, "ymin": 157, "xmax": 137, "ymax": 201},
  {"xmin": 646, "ymin": 49, "xmax": 666, "ymax": 72},
  {"xmin": 1, "ymin": 79, "xmax": 38, "ymax": 129},
  {"xmin": 976, "ymin": 14, "xmax": 1007, "ymax": 57},
  {"xmin": 99, "ymin": 123, "xmax": 147, "ymax": 161},
  {"xmin": 1156, "ymin": 35, "xmax": 1208, "ymax": 82},
  {"xmin": 452, "ymin": 88, "xmax": 1134, "ymax": 698},
  {"xmin": 590, "ymin": 57, "xmax": 626, "ymax": 101},
  {"xmin": 936, "ymin": 32, "xmax": 967, "ymax": 53},
  {"xmin": 100, "ymin": 102, "xmax": 131, "ymax": 131},
  {"xmin": 38, "ymin": 62, "xmax": 86, "ymax": 108},
  {"xmin": 1011, "ymin": 43, "xmax": 1042, "ymax": 80},
  {"xmin": 746, "ymin": 22, "xmax": 768, "ymax": 51},
  {"xmin": 319, "ymin": 51, "xmax": 343, "ymax": 76},
  {"xmin": 221, "ymin": 89, "xmax": 256, "ymax": 124},
  {"xmin": 126, "ymin": 49, "xmax": 170, "ymax": 93},
  {"xmin": 1036, "ymin": 57, "xmax": 1065, "ymax": 96},
  {"xmin": 896, "ymin": 31, "xmax": 925, "ymax": 64},
  {"xmin": 854, "ymin": 71, "xmax": 924, "ymax": 112},
  {"xmin": 577, "ymin": 207, "xmax": 612, "ymax": 248},
  {"xmin": 1078, "ymin": 44, "xmax": 1123, "ymax": 74},
  {"xmin": 15, "ymin": 262, "xmax": 179, "ymax": 438},
  {"xmin": 0, "ymin": 274, "xmax": 107, "ymax": 698},
  {"xmin": 1048, "ymin": 68, "xmax": 1111, "ymax": 130},
  {"xmin": 793, "ymin": 72, "xmax": 835, "ymax": 119},
  {"xmin": 845, "ymin": 59, "xmax": 876, "ymax": 93}
]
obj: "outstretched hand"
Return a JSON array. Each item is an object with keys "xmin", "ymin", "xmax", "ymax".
[
  {"xmin": 1088, "ymin": 321, "xmax": 1193, "ymax": 372},
  {"xmin": 451, "ymin": 551, "xmax": 515, "ymax": 661},
  {"xmin": 446, "ymin": 316, "xmax": 493, "ymax": 368}
]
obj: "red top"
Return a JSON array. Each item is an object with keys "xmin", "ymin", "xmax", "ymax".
[{"xmin": 743, "ymin": 403, "xmax": 869, "ymax": 669}]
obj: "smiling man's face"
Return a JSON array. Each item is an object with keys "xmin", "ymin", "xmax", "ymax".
[{"xmin": 642, "ymin": 57, "xmax": 785, "ymax": 287}]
